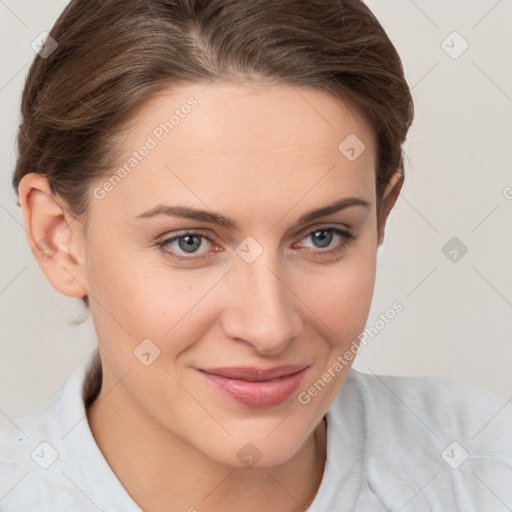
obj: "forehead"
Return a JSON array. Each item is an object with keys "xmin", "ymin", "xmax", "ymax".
[
  {"xmin": 126, "ymin": 81, "xmax": 375, "ymax": 156},
  {"xmin": 93, "ymin": 82, "xmax": 377, "ymax": 222}
]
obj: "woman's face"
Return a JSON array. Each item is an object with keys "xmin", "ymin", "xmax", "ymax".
[{"xmin": 82, "ymin": 82, "xmax": 384, "ymax": 467}]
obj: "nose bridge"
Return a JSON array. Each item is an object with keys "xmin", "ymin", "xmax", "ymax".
[{"xmin": 223, "ymin": 251, "xmax": 302, "ymax": 353}]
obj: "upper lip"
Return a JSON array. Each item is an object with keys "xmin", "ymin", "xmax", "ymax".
[{"xmin": 199, "ymin": 364, "xmax": 309, "ymax": 382}]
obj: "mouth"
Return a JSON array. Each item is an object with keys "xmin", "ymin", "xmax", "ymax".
[
  {"xmin": 198, "ymin": 364, "xmax": 309, "ymax": 408},
  {"xmin": 199, "ymin": 364, "xmax": 309, "ymax": 381}
]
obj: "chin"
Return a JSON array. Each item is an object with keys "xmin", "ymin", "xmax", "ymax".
[{"xmin": 203, "ymin": 428, "xmax": 310, "ymax": 470}]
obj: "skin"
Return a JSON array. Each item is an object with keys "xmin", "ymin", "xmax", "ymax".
[{"xmin": 18, "ymin": 82, "xmax": 402, "ymax": 512}]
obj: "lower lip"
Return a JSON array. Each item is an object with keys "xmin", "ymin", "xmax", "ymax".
[{"xmin": 199, "ymin": 368, "xmax": 308, "ymax": 408}]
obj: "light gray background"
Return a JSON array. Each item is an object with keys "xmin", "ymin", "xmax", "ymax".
[{"xmin": 1, "ymin": 0, "xmax": 511, "ymax": 431}]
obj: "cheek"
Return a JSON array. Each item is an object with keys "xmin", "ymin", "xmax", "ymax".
[
  {"xmin": 295, "ymin": 239, "xmax": 377, "ymax": 344},
  {"xmin": 292, "ymin": 243, "xmax": 377, "ymax": 411},
  {"xmin": 84, "ymin": 237, "xmax": 224, "ymax": 360},
  {"xmin": 85, "ymin": 219, "xmax": 377, "ymax": 367}
]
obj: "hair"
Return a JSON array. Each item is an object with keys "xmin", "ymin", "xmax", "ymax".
[{"xmin": 12, "ymin": 0, "xmax": 414, "ymax": 407}]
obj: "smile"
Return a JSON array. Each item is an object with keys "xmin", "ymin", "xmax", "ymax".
[{"xmin": 198, "ymin": 365, "xmax": 309, "ymax": 407}]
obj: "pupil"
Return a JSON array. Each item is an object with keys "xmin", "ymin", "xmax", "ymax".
[
  {"xmin": 179, "ymin": 235, "xmax": 201, "ymax": 253},
  {"xmin": 313, "ymin": 230, "xmax": 332, "ymax": 248}
]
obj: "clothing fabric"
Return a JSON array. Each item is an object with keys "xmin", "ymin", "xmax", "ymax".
[{"xmin": 1, "ymin": 353, "xmax": 511, "ymax": 511}]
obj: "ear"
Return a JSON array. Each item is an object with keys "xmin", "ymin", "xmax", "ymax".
[
  {"xmin": 17, "ymin": 173, "xmax": 88, "ymax": 299},
  {"xmin": 376, "ymin": 171, "xmax": 404, "ymax": 246}
]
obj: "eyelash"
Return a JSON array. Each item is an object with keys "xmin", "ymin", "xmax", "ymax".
[{"xmin": 154, "ymin": 226, "xmax": 356, "ymax": 263}]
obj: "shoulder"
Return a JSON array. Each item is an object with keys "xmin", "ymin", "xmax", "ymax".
[
  {"xmin": 0, "ymin": 356, "xmax": 99, "ymax": 510},
  {"xmin": 342, "ymin": 368, "xmax": 512, "ymax": 460},
  {"xmin": 0, "ymin": 390, "xmax": 65, "ymax": 507},
  {"xmin": 347, "ymin": 368, "xmax": 512, "ymax": 437},
  {"xmin": 330, "ymin": 368, "xmax": 512, "ymax": 509}
]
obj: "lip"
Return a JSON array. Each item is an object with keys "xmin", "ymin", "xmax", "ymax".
[{"xmin": 198, "ymin": 364, "xmax": 309, "ymax": 408}]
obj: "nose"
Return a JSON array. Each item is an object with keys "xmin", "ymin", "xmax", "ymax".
[{"xmin": 221, "ymin": 254, "xmax": 303, "ymax": 355}]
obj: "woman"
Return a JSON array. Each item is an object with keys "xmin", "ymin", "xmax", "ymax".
[{"xmin": 1, "ymin": 0, "xmax": 511, "ymax": 510}]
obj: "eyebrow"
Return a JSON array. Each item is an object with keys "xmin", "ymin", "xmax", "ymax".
[{"xmin": 133, "ymin": 196, "xmax": 372, "ymax": 230}]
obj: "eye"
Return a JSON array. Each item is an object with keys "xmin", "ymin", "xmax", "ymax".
[
  {"xmin": 155, "ymin": 230, "xmax": 216, "ymax": 262},
  {"xmin": 155, "ymin": 226, "xmax": 356, "ymax": 263},
  {"xmin": 296, "ymin": 226, "xmax": 356, "ymax": 255}
]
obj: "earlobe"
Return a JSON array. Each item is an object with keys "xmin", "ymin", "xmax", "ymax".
[
  {"xmin": 377, "ymin": 171, "xmax": 404, "ymax": 246},
  {"xmin": 18, "ymin": 173, "xmax": 88, "ymax": 299}
]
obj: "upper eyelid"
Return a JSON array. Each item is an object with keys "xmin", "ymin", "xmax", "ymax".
[
  {"xmin": 160, "ymin": 224, "xmax": 352, "ymax": 249},
  {"xmin": 168, "ymin": 221, "xmax": 353, "ymax": 238},
  {"xmin": 163, "ymin": 224, "xmax": 350, "ymax": 237},
  {"xmin": 298, "ymin": 224, "xmax": 353, "ymax": 236}
]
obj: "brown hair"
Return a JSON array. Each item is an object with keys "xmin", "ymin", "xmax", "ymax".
[{"xmin": 12, "ymin": 0, "xmax": 414, "ymax": 405}]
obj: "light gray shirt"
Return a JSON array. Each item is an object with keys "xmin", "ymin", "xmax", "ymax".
[{"xmin": 1, "ymin": 353, "xmax": 511, "ymax": 511}]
